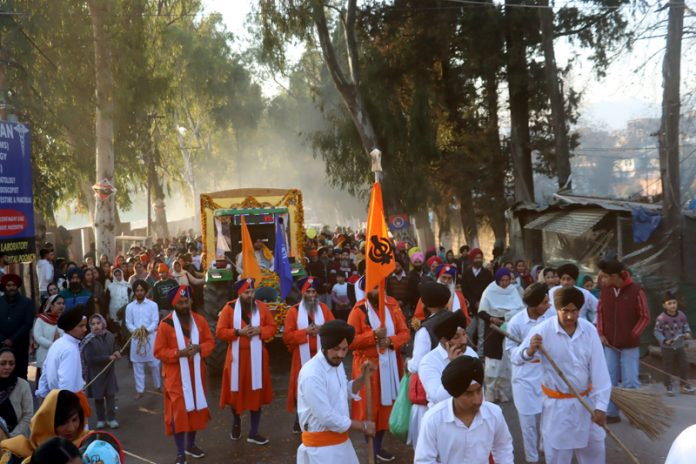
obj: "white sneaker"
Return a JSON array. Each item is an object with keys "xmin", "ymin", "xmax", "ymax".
[
  {"xmin": 107, "ymin": 420, "xmax": 119, "ymax": 429},
  {"xmin": 95, "ymin": 421, "xmax": 106, "ymax": 429}
]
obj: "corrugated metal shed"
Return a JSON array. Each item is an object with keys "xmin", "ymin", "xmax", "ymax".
[{"xmin": 524, "ymin": 209, "xmax": 608, "ymax": 236}]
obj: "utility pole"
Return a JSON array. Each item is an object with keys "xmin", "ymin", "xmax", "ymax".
[{"xmin": 658, "ymin": 0, "xmax": 685, "ymax": 279}]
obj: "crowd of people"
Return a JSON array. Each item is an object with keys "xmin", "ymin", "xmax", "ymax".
[{"xmin": 0, "ymin": 227, "xmax": 693, "ymax": 464}]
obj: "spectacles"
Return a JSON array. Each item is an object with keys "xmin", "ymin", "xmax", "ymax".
[{"xmin": 0, "ymin": 361, "xmax": 16, "ymax": 367}]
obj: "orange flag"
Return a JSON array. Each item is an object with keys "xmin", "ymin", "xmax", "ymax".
[
  {"xmin": 365, "ymin": 182, "xmax": 395, "ymax": 324},
  {"xmin": 240, "ymin": 216, "xmax": 262, "ymax": 283}
]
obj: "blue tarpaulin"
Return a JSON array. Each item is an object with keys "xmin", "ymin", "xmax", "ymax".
[{"xmin": 631, "ymin": 207, "xmax": 662, "ymax": 243}]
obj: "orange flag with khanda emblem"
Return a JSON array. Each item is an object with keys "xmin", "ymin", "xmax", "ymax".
[
  {"xmin": 365, "ymin": 182, "xmax": 396, "ymax": 324},
  {"xmin": 240, "ymin": 215, "xmax": 263, "ymax": 283}
]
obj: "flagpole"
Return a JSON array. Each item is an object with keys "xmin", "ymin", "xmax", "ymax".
[
  {"xmin": 370, "ymin": 149, "xmax": 386, "ymax": 325},
  {"xmin": 368, "ymin": 148, "xmax": 383, "ymax": 463}
]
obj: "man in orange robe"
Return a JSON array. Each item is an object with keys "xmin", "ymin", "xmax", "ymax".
[
  {"xmin": 217, "ymin": 278, "xmax": 277, "ymax": 445},
  {"xmin": 283, "ymin": 276, "xmax": 335, "ymax": 432},
  {"xmin": 347, "ymin": 280, "xmax": 410, "ymax": 462},
  {"xmin": 412, "ymin": 264, "xmax": 470, "ymax": 328},
  {"xmin": 154, "ymin": 285, "xmax": 214, "ymax": 464}
]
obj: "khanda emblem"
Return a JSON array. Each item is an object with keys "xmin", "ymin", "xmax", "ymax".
[{"xmin": 368, "ymin": 235, "xmax": 394, "ymax": 265}]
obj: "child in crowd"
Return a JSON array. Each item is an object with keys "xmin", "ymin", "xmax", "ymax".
[
  {"xmin": 654, "ymin": 292, "xmax": 695, "ymax": 396},
  {"xmin": 330, "ymin": 271, "xmax": 351, "ymax": 321},
  {"xmin": 81, "ymin": 314, "xmax": 122, "ymax": 429}
]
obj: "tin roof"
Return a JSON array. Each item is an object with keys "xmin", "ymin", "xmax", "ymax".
[{"xmin": 524, "ymin": 208, "xmax": 608, "ymax": 236}]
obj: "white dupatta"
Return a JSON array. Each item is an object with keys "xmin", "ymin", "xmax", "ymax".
[
  {"xmin": 297, "ymin": 301, "xmax": 325, "ymax": 366},
  {"xmin": 231, "ymin": 299, "xmax": 262, "ymax": 391},
  {"xmin": 366, "ymin": 301, "xmax": 400, "ymax": 406},
  {"xmin": 172, "ymin": 311, "xmax": 207, "ymax": 412}
]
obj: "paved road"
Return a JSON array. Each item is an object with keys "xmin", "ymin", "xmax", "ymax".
[{"xmin": 83, "ymin": 341, "xmax": 695, "ymax": 464}]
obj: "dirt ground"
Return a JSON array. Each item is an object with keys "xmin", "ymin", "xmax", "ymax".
[{"xmin": 70, "ymin": 341, "xmax": 696, "ymax": 464}]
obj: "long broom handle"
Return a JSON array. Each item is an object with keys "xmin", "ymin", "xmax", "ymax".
[
  {"xmin": 489, "ymin": 324, "xmax": 640, "ymax": 464},
  {"xmin": 365, "ymin": 370, "xmax": 375, "ymax": 464},
  {"xmin": 604, "ymin": 341, "xmax": 694, "ymax": 388}
]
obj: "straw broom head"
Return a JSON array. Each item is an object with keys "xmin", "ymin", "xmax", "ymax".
[{"xmin": 610, "ymin": 387, "xmax": 673, "ymax": 440}]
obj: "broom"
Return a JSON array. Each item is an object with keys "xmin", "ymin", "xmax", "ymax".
[
  {"xmin": 491, "ymin": 324, "xmax": 673, "ymax": 439},
  {"xmin": 490, "ymin": 324, "xmax": 642, "ymax": 463}
]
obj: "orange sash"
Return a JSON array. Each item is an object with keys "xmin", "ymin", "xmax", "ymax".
[
  {"xmin": 301, "ymin": 431, "xmax": 349, "ymax": 447},
  {"xmin": 76, "ymin": 391, "xmax": 93, "ymax": 418},
  {"xmin": 541, "ymin": 384, "xmax": 592, "ymax": 399}
]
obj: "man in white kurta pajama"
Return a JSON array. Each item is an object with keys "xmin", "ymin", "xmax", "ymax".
[
  {"xmin": 504, "ymin": 283, "xmax": 550, "ymax": 464},
  {"xmin": 36, "ymin": 307, "xmax": 88, "ymax": 398},
  {"xmin": 415, "ymin": 355, "xmax": 514, "ymax": 464},
  {"xmin": 125, "ymin": 280, "xmax": 161, "ymax": 397},
  {"xmin": 406, "ymin": 282, "xmax": 454, "ymax": 448},
  {"xmin": 296, "ymin": 320, "xmax": 375, "ymax": 464},
  {"xmin": 418, "ymin": 311, "xmax": 478, "ymax": 408},
  {"xmin": 513, "ymin": 286, "xmax": 611, "ymax": 464}
]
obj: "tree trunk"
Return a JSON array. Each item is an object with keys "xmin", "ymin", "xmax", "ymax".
[
  {"xmin": 483, "ymin": 67, "xmax": 507, "ymax": 245},
  {"xmin": 505, "ymin": 1, "xmax": 540, "ymax": 261},
  {"xmin": 505, "ymin": 1, "xmax": 534, "ymax": 204},
  {"xmin": 79, "ymin": 178, "xmax": 96, "ymax": 223},
  {"xmin": 658, "ymin": 0, "xmax": 684, "ymax": 279},
  {"xmin": 175, "ymin": 109, "xmax": 201, "ymax": 229},
  {"xmin": 539, "ymin": 1, "xmax": 572, "ymax": 190},
  {"xmin": 88, "ymin": 0, "xmax": 116, "ymax": 260},
  {"xmin": 148, "ymin": 136, "xmax": 169, "ymax": 240},
  {"xmin": 312, "ymin": 0, "xmax": 379, "ymax": 155},
  {"xmin": 457, "ymin": 188, "xmax": 480, "ymax": 248},
  {"xmin": 413, "ymin": 209, "xmax": 435, "ymax": 251}
]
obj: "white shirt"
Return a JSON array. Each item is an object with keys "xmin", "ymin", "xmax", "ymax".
[
  {"xmin": 331, "ymin": 283, "xmax": 348, "ymax": 298},
  {"xmin": 504, "ymin": 308, "xmax": 545, "ymax": 415},
  {"xmin": 666, "ymin": 424, "xmax": 696, "ymax": 464},
  {"xmin": 125, "ymin": 298, "xmax": 160, "ymax": 362},
  {"xmin": 36, "ymin": 259, "xmax": 54, "ymax": 292},
  {"xmin": 235, "ymin": 250, "xmax": 274, "ymax": 273},
  {"xmin": 511, "ymin": 316, "xmax": 611, "ymax": 450},
  {"xmin": 37, "ymin": 334, "xmax": 83, "ymax": 397},
  {"xmin": 296, "ymin": 351, "xmax": 360, "ymax": 464},
  {"xmin": 419, "ymin": 344, "xmax": 478, "ymax": 407},
  {"xmin": 415, "ymin": 399, "xmax": 514, "ymax": 464},
  {"xmin": 408, "ymin": 327, "xmax": 432, "ymax": 374},
  {"xmin": 548, "ymin": 285, "xmax": 598, "ymax": 324},
  {"xmin": 32, "ymin": 318, "xmax": 63, "ymax": 368},
  {"xmin": 106, "ymin": 279, "xmax": 130, "ymax": 321}
]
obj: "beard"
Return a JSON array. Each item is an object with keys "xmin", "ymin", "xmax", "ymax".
[
  {"xmin": 240, "ymin": 298, "xmax": 254, "ymax": 313},
  {"xmin": 444, "ymin": 281, "xmax": 457, "ymax": 296},
  {"xmin": 69, "ymin": 282, "xmax": 82, "ymax": 293},
  {"xmin": 303, "ymin": 295, "xmax": 317, "ymax": 309},
  {"xmin": 367, "ymin": 293, "xmax": 379, "ymax": 308}
]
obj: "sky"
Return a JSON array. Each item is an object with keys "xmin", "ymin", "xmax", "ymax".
[{"xmin": 202, "ymin": 0, "xmax": 690, "ymax": 130}]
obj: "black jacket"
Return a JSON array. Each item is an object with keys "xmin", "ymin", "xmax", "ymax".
[{"xmin": 460, "ymin": 266, "xmax": 493, "ymax": 314}]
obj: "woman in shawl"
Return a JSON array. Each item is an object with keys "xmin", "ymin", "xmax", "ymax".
[
  {"xmin": 0, "ymin": 349, "xmax": 33, "ymax": 440},
  {"xmin": 171, "ymin": 259, "xmax": 203, "ymax": 288},
  {"xmin": 103, "ymin": 268, "xmax": 131, "ymax": 335},
  {"xmin": 82, "ymin": 268, "xmax": 104, "ymax": 316},
  {"xmin": 32, "ymin": 295, "xmax": 65, "ymax": 391},
  {"xmin": 478, "ymin": 267, "xmax": 526, "ymax": 403},
  {"xmin": 0, "ymin": 389, "xmax": 86, "ymax": 464},
  {"xmin": 81, "ymin": 314, "xmax": 121, "ymax": 430}
]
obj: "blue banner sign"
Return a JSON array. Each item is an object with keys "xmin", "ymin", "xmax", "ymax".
[{"xmin": 0, "ymin": 122, "xmax": 35, "ymax": 263}]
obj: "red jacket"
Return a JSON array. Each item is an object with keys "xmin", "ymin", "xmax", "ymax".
[{"xmin": 597, "ymin": 275, "xmax": 650, "ymax": 349}]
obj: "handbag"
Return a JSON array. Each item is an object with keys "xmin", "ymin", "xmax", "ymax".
[{"xmin": 408, "ymin": 372, "xmax": 428, "ymax": 406}]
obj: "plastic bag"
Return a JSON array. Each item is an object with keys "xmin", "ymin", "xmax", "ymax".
[{"xmin": 388, "ymin": 372, "xmax": 412, "ymax": 443}]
